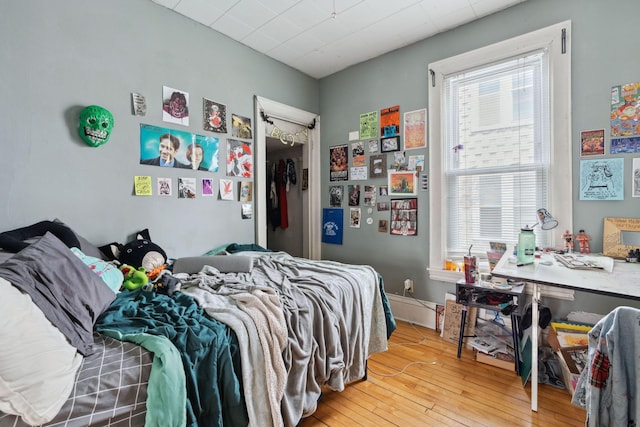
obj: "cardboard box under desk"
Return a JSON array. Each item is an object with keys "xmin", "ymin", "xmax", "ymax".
[{"xmin": 474, "ymin": 350, "xmax": 515, "ymax": 371}]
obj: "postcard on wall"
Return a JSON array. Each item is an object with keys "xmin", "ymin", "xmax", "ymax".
[
  {"xmin": 350, "ymin": 166, "xmax": 368, "ymax": 180},
  {"xmin": 139, "ymin": 124, "xmax": 219, "ymax": 172},
  {"xmin": 178, "ymin": 177, "xmax": 196, "ymax": 199},
  {"xmin": 131, "ymin": 92, "xmax": 147, "ymax": 116},
  {"xmin": 633, "ymin": 157, "xmax": 640, "ymax": 197},
  {"xmin": 322, "ymin": 208, "xmax": 343, "ymax": 244},
  {"xmin": 239, "ymin": 181, "xmax": 253, "ymax": 202},
  {"xmin": 134, "ymin": 176, "xmax": 152, "ymax": 196},
  {"xmin": 379, "ymin": 185, "xmax": 388, "ymax": 196},
  {"xmin": 611, "ymin": 136, "xmax": 640, "ymax": 154},
  {"xmin": 388, "ymin": 171, "xmax": 417, "ymax": 196},
  {"xmin": 348, "ymin": 184, "xmax": 361, "ymax": 206},
  {"xmin": 408, "ymin": 154, "xmax": 425, "ymax": 171},
  {"xmin": 203, "ymin": 98, "xmax": 227, "ymax": 134},
  {"xmin": 378, "ymin": 220, "xmax": 388, "ymax": 233},
  {"xmin": 241, "ymin": 203, "xmax": 252, "ymax": 219},
  {"xmin": 403, "ymin": 108, "xmax": 427, "ymax": 150},
  {"xmin": 329, "ymin": 185, "xmax": 344, "ymax": 207},
  {"xmin": 359, "ymin": 111, "xmax": 378, "ymax": 140},
  {"xmin": 390, "ymin": 198, "xmax": 418, "ymax": 236},
  {"xmin": 202, "ymin": 178, "xmax": 214, "ymax": 196},
  {"xmin": 351, "ymin": 141, "xmax": 365, "ymax": 166},
  {"xmin": 363, "ymin": 185, "xmax": 377, "ymax": 206},
  {"xmin": 330, "ymin": 144, "xmax": 349, "ymax": 181},
  {"xmin": 219, "ymin": 179, "xmax": 234, "ymax": 200},
  {"xmin": 381, "ymin": 136, "xmax": 400, "ymax": 153},
  {"xmin": 349, "ymin": 207, "xmax": 361, "ymax": 228},
  {"xmin": 157, "ymin": 177, "xmax": 172, "ymax": 196},
  {"xmin": 579, "ymin": 158, "xmax": 624, "ymax": 200},
  {"xmin": 580, "ymin": 129, "xmax": 605, "ymax": 156},
  {"xmin": 377, "ymin": 201, "xmax": 390, "ymax": 211},
  {"xmin": 162, "ymin": 86, "xmax": 189, "ymax": 126},
  {"xmin": 231, "ymin": 113, "xmax": 252, "ymax": 139},
  {"xmin": 368, "ymin": 139, "xmax": 379, "ymax": 153},
  {"xmin": 611, "ymin": 82, "xmax": 640, "ymax": 141},
  {"xmin": 380, "ymin": 105, "xmax": 400, "ymax": 137},
  {"xmin": 369, "ymin": 154, "xmax": 387, "ymax": 178},
  {"xmin": 226, "ymin": 139, "xmax": 253, "ymax": 178}
]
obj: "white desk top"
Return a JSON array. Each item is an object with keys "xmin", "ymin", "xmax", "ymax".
[{"xmin": 492, "ymin": 252, "xmax": 640, "ymax": 300}]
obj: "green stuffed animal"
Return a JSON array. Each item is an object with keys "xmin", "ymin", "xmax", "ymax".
[{"xmin": 120, "ymin": 264, "xmax": 148, "ymax": 290}]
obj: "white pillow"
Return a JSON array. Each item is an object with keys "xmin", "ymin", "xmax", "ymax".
[{"xmin": 0, "ymin": 277, "xmax": 82, "ymax": 425}]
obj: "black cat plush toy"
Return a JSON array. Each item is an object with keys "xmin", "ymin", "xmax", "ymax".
[{"xmin": 99, "ymin": 229, "xmax": 167, "ymax": 280}]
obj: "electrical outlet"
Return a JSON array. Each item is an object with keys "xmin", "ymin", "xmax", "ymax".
[{"xmin": 404, "ymin": 278, "xmax": 414, "ymax": 293}]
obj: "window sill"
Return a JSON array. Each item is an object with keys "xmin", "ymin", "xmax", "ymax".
[{"xmin": 428, "ymin": 268, "xmax": 464, "ymax": 284}]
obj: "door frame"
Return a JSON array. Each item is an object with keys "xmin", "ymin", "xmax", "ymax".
[{"xmin": 254, "ymin": 96, "xmax": 321, "ymax": 259}]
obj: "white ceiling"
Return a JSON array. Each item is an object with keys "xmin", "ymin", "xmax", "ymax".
[{"xmin": 151, "ymin": 0, "xmax": 526, "ymax": 79}]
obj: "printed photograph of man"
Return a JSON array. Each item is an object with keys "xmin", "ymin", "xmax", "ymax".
[{"xmin": 141, "ymin": 133, "xmax": 190, "ymax": 168}]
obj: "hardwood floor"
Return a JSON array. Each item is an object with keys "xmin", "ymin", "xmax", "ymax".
[{"xmin": 302, "ymin": 320, "xmax": 586, "ymax": 426}]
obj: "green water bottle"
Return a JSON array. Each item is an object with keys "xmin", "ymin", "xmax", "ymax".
[{"xmin": 517, "ymin": 226, "xmax": 535, "ymax": 265}]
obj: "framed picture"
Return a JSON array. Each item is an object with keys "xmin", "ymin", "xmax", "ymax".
[
  {"xmin": 560, "ymin": 346, "xmax": 588, "ymax": 375},
  {"xmin": 381, "ymin": 136, "xmax": 400, "ymax": 153},
  {"xmin": 388, "ymin": 171, "xmax": 417, "ymax": 196},
  {"xmin": 603, "ymin": 217, "xmax": 640, "ymax": 258},
  {"xmin": 390, "ymin": 198, "xmax": 418, "ymax": 236}
]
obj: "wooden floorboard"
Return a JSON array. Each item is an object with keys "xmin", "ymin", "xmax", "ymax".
[{"xmin": 301, "ymin": 320, "xmax": 586, "ymax": 427}]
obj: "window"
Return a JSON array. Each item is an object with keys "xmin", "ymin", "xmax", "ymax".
[{"xmin": 428, "ymin": 21, "xmax": 572, "ymax": 283}]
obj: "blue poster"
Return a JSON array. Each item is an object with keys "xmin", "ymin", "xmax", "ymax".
[
  {"xmin": 322, "ymin": 208, "xmax": 343, "ymax": 245},
  {"xmin": 579, "ymin": 158, "xmax": 624, "ymax": 200}
]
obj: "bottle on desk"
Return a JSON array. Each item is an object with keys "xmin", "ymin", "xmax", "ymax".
[{"xmin": 517, "ymin": 226, "xmax": 535, "ymax": 265}]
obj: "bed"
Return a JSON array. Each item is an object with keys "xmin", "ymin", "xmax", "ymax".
[{"xmin": 0, "ymin": 229, "xmax": 395, "ymax": 427}]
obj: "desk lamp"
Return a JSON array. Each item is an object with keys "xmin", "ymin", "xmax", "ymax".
[{"xmin": 517, "ymin": 208, "xmax": 559, "ymax": 265}]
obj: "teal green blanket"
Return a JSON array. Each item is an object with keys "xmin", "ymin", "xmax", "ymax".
[{"xmin": 96, "ymin": 290, "xmax": 248, "ymax": 427}]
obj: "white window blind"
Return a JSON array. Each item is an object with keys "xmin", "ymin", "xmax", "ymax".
[
  {"xmin": 444, "ymin": 51, "xmax": 551, "ymax": 260},
  {"xmin": 428, "ymin": 21, "xmax": 573, "ymax": 285}
]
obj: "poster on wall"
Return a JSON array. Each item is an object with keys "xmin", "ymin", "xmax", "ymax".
[
  {"xmin": 579, "ymin": 158, "xmax": 624, "ymax": 200},
  {"xmin": 330, "ymin": 144, "xmax": 348, "ymax": 181},
  {"xmin": 322, "ymin": 208, "xmax": 343, "ymax": 245},
  {"xmin": 359, "ymin": 111, "xmax": 378, "ymax": 140},
  {"xmin": 580, "ymin": 129, "xmax": 605, "ymax": 156},
  {"xmin": 139, "ymin": 124, "xmax": 219, "ymax": 171},
  {"xmin": 226, "ymin": 139, "xmax": 253, "ymax": 177},
  {"xmin": 611, "ymin": 82, "xmax": 640, "ymax": 144},
  {"xmin": 177, "ymin": 177, "xmax": 196, "ymax": 199},
  {"xmin": 203, "ymin": 98, "xmax": 227, "ymax": 133},
  {"xmin": 202, "ymin": 178, "xmax": 214, "ymax": 197},
  {"xmin": 351, "ymin": 141, "xmax": 365, "ymax": 166},
  {"xmin": 388, "ymin": 171, "xmax": 417, "ymax": 195},
  {"xmin": 611, "ymin": 136, "xmax": 640, "ymax": 154},
  {"xmin": 348, "ymin": 184, "xmax": 360, "ymax": 206},
  {"xmin": 349, "ymin": 207, "xmax": 361, "ymax": 228},
  {"xmin": 329, "ymin": 185, "xmax": 344, "ymax": 207},
  {"xmin": 369, "ymin": 154, "xmax": 387, "ymax": 178},
  {"xmin": 403, "ymin": 108, "xmax": 427, "ymax": 150},
  {"xmin": 633, "ymin": 157, "xmax": 640, "ymax": 197},
  {"xmin": 380, "ymin": 105, "xmax": 400, "ymax": 137},
  {"xmin": 390, "ymin": 198, "xmax": 418, "ymax": 236},
  {"xmin": 162, "ymin": 86, "xmax": 189, "ymax": 126},
  {"xmin": 231, "ymin": 113, "xmax": 253, "ymax": 139},
  {"xmin": 158, "ymin": 177, "xmax": 172, "ymax": 196}
]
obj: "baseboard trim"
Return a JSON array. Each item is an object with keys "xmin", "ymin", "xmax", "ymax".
[{"xmin": 387, "ymin": 294, "xmax": 437, "ymax": 330}]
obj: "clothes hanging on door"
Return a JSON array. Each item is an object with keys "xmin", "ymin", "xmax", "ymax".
[
  {"xmin": 277, "ymin": 159, "xmax": 288, "ymax": 229},
  {"xmin": 267, "ymin": 162, "xmax": 280, "ymax": 230}
]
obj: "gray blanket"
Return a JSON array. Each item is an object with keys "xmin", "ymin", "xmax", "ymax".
[
  {"xmin": 0, "ymin": 232, "xmax": 115, "ymax": 356},
  {"xmin": 179, "ymin": 251, "xmax": 388, "ymax": 427}
]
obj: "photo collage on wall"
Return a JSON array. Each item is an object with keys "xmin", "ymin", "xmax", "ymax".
[
  {"xmin": 130, "ymin": 85, "xmax": 254, "ymax": 216},
  {"xmin": 323, "ymin": 105, "xmax": 428, "ymax": 244}
]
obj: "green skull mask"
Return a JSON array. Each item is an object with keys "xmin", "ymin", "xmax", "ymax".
[{"xmin": 78, "ymin": 105, "xmax": 114, "ymax": 147}]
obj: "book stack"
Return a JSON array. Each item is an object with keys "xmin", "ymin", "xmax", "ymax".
[{"xmin": 547, "ymin": 321, "xmax": 592, "ymax": 395}]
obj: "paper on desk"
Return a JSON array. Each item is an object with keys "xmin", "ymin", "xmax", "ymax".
[{"xmin": 554, "ymin": 254, "xmax": 615, "ymax": 272}]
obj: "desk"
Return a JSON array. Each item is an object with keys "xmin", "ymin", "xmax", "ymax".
[{"xmin": 491, "ymin": 252, "xmax": 640, "ymax": 411}]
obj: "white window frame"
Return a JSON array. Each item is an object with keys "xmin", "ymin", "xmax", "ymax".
[{"xmin": 428, "ymin": 21, "xmax": 573, "ymax": 286}]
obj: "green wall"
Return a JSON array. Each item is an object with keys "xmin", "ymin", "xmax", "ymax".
[
  {"xmin": 0, "ymin": 0, "xmax": 318, "ymax": 257},
  {"xmin": 318, "ymin": 0, "xmax": 640, "ymax": 318}
]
